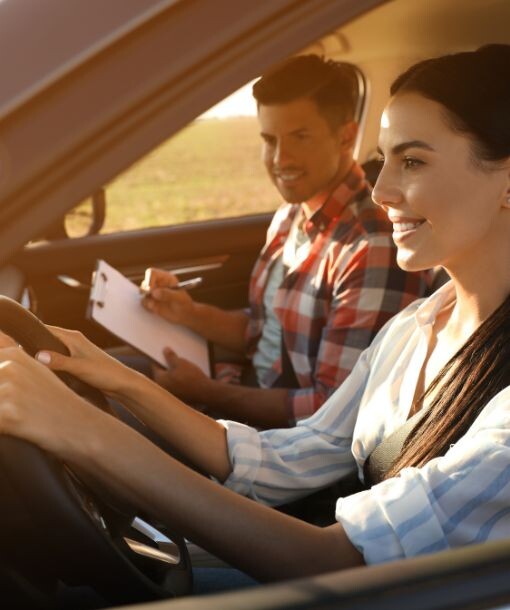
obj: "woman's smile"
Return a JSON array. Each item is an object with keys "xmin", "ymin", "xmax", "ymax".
[
  {"xmin": 373, "ymin": 92, "xmax": 510, "ymax": 275},
  {"xmin": 389, "ymin": 215, "xmax": 427, "ymax": 241}
]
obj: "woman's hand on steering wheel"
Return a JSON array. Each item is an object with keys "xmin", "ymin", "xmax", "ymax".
[
  {"xmin": 0, "ymin": 344, "xmax": 102, "ymax": 461},
  {"xmin": 35, "ymin": 326, "xmax": 138, "ymax": 397},
  {"xmin": 0, "ymin": 330, "xmax": 20, "ymax": 349}
]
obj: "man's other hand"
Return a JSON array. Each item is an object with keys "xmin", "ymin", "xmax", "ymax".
[{"xmin": 152, "ymin": 347, "xmax": 211, "ymax": 405}]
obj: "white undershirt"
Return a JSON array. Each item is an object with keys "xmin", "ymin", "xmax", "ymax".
[{"xmin": 252, "ymin": 212, "xmax": 310, "ymax": 386}]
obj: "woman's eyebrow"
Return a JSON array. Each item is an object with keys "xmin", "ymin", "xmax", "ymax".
[{"xmin": 377, "ymin": 140, "xmax": 436, "ymax": 156}]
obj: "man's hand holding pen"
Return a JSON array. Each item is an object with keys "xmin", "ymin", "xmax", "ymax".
[
  {"xmin": 140, "ymin": 268, "xmax": 201, "ymax": 326},
  {"xmin": 140, "ymin": 273, "xmax": 203, "ymax": 295},
  {"xmin": 140, "ymin": 267, "xmax": 212, "ymax": 400}
]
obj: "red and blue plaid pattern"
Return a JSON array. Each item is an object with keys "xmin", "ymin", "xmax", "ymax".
[{"xmin": 245, "ymin": 163, "xmax": 429, "ymax": 422}]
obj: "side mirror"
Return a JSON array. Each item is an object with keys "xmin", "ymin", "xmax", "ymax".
[
  {"xmin": 42, "ymin": 189, "xmax": 106, "ymax": 241},
  {"xmin": 88, "ymin": 188, "xmax": 106, "ymax": 236},
  {"xmin": 64, "ymin": 188, "xmax": 106, "ymax": 238}
]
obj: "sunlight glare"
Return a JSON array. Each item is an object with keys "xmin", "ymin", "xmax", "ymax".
[
  {"xmin": 380, "ymin": 110, "xmax": 390, "ymax": 129},
  {"xmin": 201, "ymin": 81, "xmax": 257, "ymax": 119}
]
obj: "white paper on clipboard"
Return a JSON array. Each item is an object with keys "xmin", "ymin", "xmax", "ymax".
[{"xmin": 87, "ymin": 260, "xmax": 211, "ymax": 376}]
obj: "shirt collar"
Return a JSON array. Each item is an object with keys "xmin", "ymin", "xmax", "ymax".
[
  {"xmin": 414, "ymin": 280, "xmax": 456, "ymax": 328},
  {"xmin": 302, "ymin": 162, "xmax": 369, "ymax": 237}
]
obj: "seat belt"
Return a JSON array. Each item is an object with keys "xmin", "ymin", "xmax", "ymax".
[{"xmin": 363, "ymin": 408, "xmax": 428, "ymax": 487}]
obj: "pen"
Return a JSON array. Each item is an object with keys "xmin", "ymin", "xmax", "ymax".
[
  {"xmin": 173, "ymin": 276, "xmax": 203, "ymax": 290},
  {"xmin": 140, "ymin": 276, "xmax": 203, "ymax": 295}
]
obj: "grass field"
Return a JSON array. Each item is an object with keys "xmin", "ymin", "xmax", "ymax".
[{"xmin": 67, "ymin": 116, "xmax": 280, "ymax": 235}]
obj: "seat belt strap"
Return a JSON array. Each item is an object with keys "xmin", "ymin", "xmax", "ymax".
[{"xmin": 363, "ymin": 408, "xmax": 428, "ymax": 486}]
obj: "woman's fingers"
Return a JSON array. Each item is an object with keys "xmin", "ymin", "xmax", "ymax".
[
  {"xmin": 0, "ymin": 346, "xmax": 98, "ymax": 459},
  {"xmin": 35, "ymin": 349, "xmax": 74, "ymax": 373},
  {"xmin": 45, "ymin": 325, "xmax": 87, "ymax": 352},
  {"xmin": 0, "ymin": 345, "xmax": 28, "ymax": 364},
  {"xmin": 45, "ymin": 324, "xmax": 75, "ymax": 338},
  {"xmin": 37, "ymin": 330, "xmax": 133, "ymax": 396},
  {"xmin": 46, "ymin": 326, "xmax": 105, "ymax": 363},
  {"xmin": 35, "ymin": 347, "xmax": 110, "ymax": 386},
  {"xmin": 0, "ymin": 331, "xmax": 19, "ymax": 349}
]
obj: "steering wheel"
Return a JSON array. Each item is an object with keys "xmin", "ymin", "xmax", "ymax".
[{"xmin": 0, "ymin": 296, "xmax": 192, "ymax": 605}]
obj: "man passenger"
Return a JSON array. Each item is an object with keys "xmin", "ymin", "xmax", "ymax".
[{"xmin": 141, "ymin": 55, "xmax": 428, "ymax": 428}]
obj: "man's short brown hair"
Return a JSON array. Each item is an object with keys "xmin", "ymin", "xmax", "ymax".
[{"xmin": 252, "ymin": 55, "xmax": 359, "ymax": 130}]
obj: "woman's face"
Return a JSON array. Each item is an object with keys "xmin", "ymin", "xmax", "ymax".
[{"xmin": 372, "ymin": 93, "xmax": 510, "ymax": 274}]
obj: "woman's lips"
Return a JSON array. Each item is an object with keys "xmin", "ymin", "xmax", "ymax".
[
  {"xmin": 391, "ymin": 219, "xmax": 426, "ymax": 240},
  {"xmin": 393, "ymin": 220, "xmax": 424, "ymax": 232}
]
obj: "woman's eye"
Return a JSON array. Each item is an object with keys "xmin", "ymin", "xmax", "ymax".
[{"xmin": 403, "ymin": 156, "xmax": 424, "ymax": 169}]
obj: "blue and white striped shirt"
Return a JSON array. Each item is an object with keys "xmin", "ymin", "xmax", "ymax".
[{"xmin": 221, "ymin": 281, "xmax": 510, "ymax": 564}]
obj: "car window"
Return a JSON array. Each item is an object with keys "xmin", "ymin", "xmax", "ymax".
[
  {"xmin": 62, "ymin": 83, "xmax": 274, "ymax": 237},
  {"xmin": 65, "ymin": 65, "xmax": 366, "ymax": 237}
]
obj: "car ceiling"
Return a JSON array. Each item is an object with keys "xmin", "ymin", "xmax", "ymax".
[
  {"xmin": 307, "ymin": 0, "xmax": 510, "ymax": 160},
  {"xmin": 329, "ymin": 0, "xmax": 510, "ymax": 62}
]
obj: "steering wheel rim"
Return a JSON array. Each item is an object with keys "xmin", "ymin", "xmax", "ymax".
[{"xmin": 0, "ymin": 296, "xmax": 192, "ymax": 604}]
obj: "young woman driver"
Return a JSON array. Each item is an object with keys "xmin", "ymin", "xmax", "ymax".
[{"xmin": 0, "ymin": 44, "xmax": 509, "ymax": 584}]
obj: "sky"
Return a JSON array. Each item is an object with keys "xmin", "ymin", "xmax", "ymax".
[{"xmin": 201, "ymin": 82, "xmax": 257, "ymax": 119}]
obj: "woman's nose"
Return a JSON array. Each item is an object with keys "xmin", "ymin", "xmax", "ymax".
[{"xmin": 371, "ymin": 165, "xmax": 402, "ymax": 209}]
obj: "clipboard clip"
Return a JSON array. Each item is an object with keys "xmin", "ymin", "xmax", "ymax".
[{"xmin": 89, "ymin": 271, "xmax": 108, "ymax": 308}]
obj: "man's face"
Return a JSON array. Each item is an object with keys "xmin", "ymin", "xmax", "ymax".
[{"xmin": 258, "ymin": 97, "xmax": 353, "ymax": 204}]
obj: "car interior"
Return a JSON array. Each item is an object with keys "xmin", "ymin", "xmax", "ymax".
[{"xmin": 0, "ymin": 0, "xmax": 509, "ymax": 608}]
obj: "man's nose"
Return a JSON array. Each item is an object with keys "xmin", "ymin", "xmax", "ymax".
[{"xmin": 272, "ymin": 140, "xmax": 293, "ymax": 167}]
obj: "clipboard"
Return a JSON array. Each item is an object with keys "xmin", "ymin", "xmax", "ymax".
[{"xmin": 87, "ymin": 260, "xmax": 212, "ymax": 376}]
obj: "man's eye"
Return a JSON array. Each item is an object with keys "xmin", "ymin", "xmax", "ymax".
[
  {"xmin": 293, "ymin": 132, "xmax": 310, "ymax": 142},
  {"xmin": 403, "ymin": 156, "xmax": 424, "ymax": 169}
]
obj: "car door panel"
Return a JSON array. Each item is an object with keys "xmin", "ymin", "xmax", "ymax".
[{"xmin": 12, "ymin": 213, "xmax": 270, "ymax": 346}]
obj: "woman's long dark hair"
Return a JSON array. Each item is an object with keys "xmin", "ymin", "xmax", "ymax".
[
  {"xmin": 384, "ymin": 44, "xmax": 510, "ymax": 478},
  {"xmin": 386, "ymin": 295, "xmax": 510, "ymax": 478}
]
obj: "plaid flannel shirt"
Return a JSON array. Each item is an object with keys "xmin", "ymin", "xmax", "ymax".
[{"xmin": 245, "ymin": 162, "xmax": 428, "ymax": 423}]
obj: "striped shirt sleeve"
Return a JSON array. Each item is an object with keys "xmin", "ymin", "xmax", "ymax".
[
  {"xmin": 220, "ymin": 346, "xmax": 373, "ymax": 506},
  {"xmin": 336, "ymin": 388, "xmax": 510, "ymax": 564}
]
